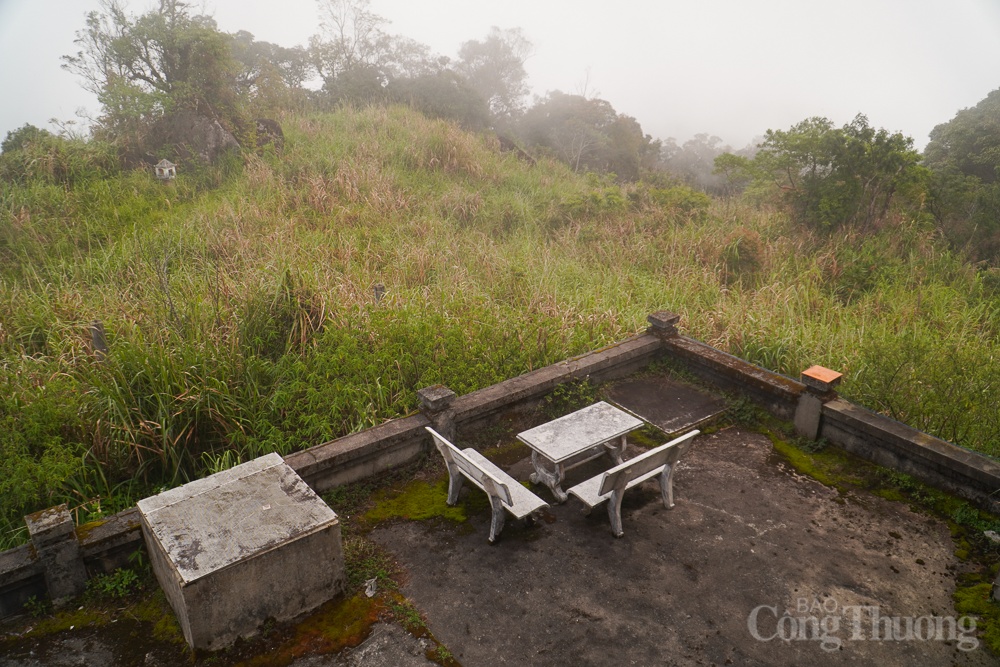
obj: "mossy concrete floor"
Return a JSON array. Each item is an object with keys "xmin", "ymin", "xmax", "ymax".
[
  {"xmin": 372, "ymin": 427, "xmax": 998, "ymax": 666},
  {"xmin": 2, "ymin": 425, "xmax": 998, "ymax": 665}
]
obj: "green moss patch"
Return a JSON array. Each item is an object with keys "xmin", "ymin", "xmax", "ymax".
[
  {"xmin": 74, "ymin": 518, "xmax": 108, "ymax": 542},
  {"xmin": 234, "ymin": 594, "xmax": 383, "ymax": 667},
  {"xmin": 363, "ymin": 478, "xmax": 475, "ymax": 525},
  {"xmin": 18, "ymin": 607, "xmax": 106, "ymax": 638},
  {"xmin": 479, "ymin": 440, "xmax": 532, "ymax": 468},
  {"xmin": 767, "ymin": 433, "xmax": 861, "ymax": 491},
  {"xmin": 628, "ymin": 425, "xmax": 668, "ymax": 450},
  {"xmin": 954, "ymin": 579, "xmax": 1000, "ymax": 654}
]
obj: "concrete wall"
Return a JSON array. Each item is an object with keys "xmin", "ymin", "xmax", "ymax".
[
  {"xmin": 2, "ymin": 312, "xmax": 999, "ymax": 619},
  {"xmin": 820, "ymin": 399, "xmax": 1000, "ymax": 515},
  {"xmin": 659, "ymin": 335, "xmax": 806, "ymax": 421}
]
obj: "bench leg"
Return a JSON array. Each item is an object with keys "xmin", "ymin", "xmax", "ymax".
[
  {"xmin": 607, "ymin": 489, "xmax": 625, "ymax": 538},
  {"xmin": 445, "ymin": 464, "xmax": 464, "ymax": 505},
  {"xmin": 487, "ymin": 496, "xmax": 507, "ymax": 544},
  {"xmin": 658, "ymin": 465, "xmax": 676, "ymax": 509}
]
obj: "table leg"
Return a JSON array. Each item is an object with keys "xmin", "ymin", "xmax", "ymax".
[
  {"xmin": 529, "ymin": 451, "xmax": 568, "ymax": 503},
  {"xmin": 604, "ymin": 435, "xmax": 627, "ymax": 465}
]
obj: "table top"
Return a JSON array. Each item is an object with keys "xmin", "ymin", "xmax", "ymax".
[{"xmin": 517, "ymin": 401, "xmax": 644, "ymax": 464}]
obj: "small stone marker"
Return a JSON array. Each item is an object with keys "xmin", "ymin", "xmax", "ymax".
[
  {"xmin": 418, "ymin": 384, "xmax": 457, "ymax": 442},
  {"xmin": 89, "ymin": 320, "xmax": 108, "ymax": 360},
  {"xmin": 417, "ymin": 384, "xmax": 456, "ymax": 413},
  {"xmin": 137, "ymin": 453, "xmax": 345, "ymax": 651}
]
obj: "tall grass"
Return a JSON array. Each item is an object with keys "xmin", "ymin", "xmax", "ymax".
[{"xmin": 1, "ymin": 104, "xmax": 997, "ymax": 548}]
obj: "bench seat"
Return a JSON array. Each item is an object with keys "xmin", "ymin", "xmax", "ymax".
[
  {"xmin": 568, "ymin": 430, "xmax": 699, "ymax": 537},
  {"xmin": 462, "ymin": 449, "xmax": 548, "ymax": 519},
  {"xmin": 426, "ymin": 427, "xmax": 548, "ymax": 542},
  {"xmin": 566, "ymin": 464, "xmax": 665, "ymax": 508}
]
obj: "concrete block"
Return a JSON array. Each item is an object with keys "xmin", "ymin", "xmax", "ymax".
[{"xmin": 137, "ymin": 453, "xmax": 346, "ymax": 651}]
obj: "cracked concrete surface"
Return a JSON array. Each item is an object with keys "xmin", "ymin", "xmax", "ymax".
[{"xmin": 372, "ymin": 427, "xmax": 997, "ymax": 666}]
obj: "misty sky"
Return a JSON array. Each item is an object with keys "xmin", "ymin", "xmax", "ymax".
[{"xmin": 1, "ymin": 0, "xmax": 999, "ymax": 151}]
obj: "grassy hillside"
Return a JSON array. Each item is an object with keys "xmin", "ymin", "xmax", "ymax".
[{"xmin": 1, "ymin": 105, "xmax": 998, "ymax": 547}]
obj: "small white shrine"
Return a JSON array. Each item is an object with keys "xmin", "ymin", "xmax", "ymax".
[{"xmin": 154, "ymin": 159, "xmax": 176, "ymax": 181}]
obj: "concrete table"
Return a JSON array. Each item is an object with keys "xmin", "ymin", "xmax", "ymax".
[
  {"xmin": 137, "ymin": 453, "xmax": 346, "ymax": 651},
  {"xmin": 517, "ymin": 401, "xmax": 644, "ymax": 503}
]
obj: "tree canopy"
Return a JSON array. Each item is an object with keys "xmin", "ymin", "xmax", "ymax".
[
  {"xmin": 455, "ymin": 27, "xmax": 532, "ymax": 125},
  {"xmin": 924, "ymin": 88, "xmax": 1000, "ymax": 184},
  {"xmin": 519, "ymin": 91, "xmax": 658, "ymax": 180},
  {"xmin": 61, "ymin": 0, "xmax": 246, "ymax": 154},
  {"xmin": 716, "ymin": 115, "xmax": 923, "ymax": 232},
  {"xmin": 921, "ymin": 87, "xmax": 1000, "ymax": 261}
]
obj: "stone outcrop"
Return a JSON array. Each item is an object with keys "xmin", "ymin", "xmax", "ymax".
[
  {"xmin": 254, "ymin": 118, "xmax": 285, "ymax": 152},
  {"xmin": 146, "ymin": 110, "xmax": 240, "ymax": 164}
]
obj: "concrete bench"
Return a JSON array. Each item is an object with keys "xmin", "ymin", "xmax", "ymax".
[
  {"xmin": 426, "ymin": 427, "xmax": 548, "ymax": 543},
  {"xmin": 568, "ymin": 430, "xmax": 699, "ymax": 537}
]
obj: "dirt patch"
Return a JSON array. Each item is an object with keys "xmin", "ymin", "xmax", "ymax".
[{"xmin": 372, "ymin": 427, "xmax": 997, "ymax": 666}]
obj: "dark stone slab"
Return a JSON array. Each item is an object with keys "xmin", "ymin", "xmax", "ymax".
[{"xmin": 605, "ymin": 376, "xmax": 726, "ymax": 435}]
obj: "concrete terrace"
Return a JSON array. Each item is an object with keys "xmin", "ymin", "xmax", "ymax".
[
  {"xmin": 3, "ymin": 315, "xmax": 1000, "ymax": 666},
  {"xmin": 371, "ymin": 424, "xmax": 992, "ymax": 666},
  {"xmin": 1, "ymin": 373, "xmax": 997, "ymax": 665}
]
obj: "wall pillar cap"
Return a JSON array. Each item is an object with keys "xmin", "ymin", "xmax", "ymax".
[
  {"xmin": 801, "ymin": 365, "xmax": 843, "ymax": 393},
  {"xmin": 25, "ymin": 504, "xmax": 76, "ymax": 549},
  {"xmin": 417, "ymin": 385, "xmax": 456, "ymax": 413},
  {"xmin": 647, "ymin": 311, "xmax": 681, "ymax": 337}
]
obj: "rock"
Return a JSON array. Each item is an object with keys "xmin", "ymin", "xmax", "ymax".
[
  {"xmin": 255, "ymin": 119, "xmax": 285, "ymax": 151},
  {"xmin": 145, "ymin": 110, "xmax": 240, "ymax": 164}
]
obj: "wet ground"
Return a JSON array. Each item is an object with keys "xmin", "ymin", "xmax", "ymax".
[
  {"xmin": 373, "ymin": 427, "xmax": 997, "ymax": 666},
  {"xmin": 1, "ymin": 377, "xmax": 998, "ymax": 666}
]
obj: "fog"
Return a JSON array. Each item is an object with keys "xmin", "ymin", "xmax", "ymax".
[{"xmin": 1, "ymin": 0, "xmax": 999, "ymax": 150}]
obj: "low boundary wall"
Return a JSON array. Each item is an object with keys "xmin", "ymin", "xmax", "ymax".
[{"xmin": 2, "ymin": 311, "xmax": 998, "ymax": 617}]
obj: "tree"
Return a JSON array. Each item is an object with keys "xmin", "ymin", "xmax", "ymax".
[
  {"xmin": 310, "ymin": 0, "xmax": 439, "ymax": 107},
  {"xmin": 922, "ymin": 88, "xmax": 1000, "ymax": 261},
  {"xmin": 62, "ymin": 0, "xmax": 244, "ymax": 151},
  {"xmin": 311, "ymin": 0, "xmax": 387, "ymax": 83},
  {"xmin": 518, "ymin": 92, "xmax": 657, "ymax": 180},
  {"xmin": 715, "ymin": 115, "xmax": 923, "ymax": 232},
  {"xmin": 711, "ymin": 152, "xmax": 753, "ymax": 195},
  {"xmin": 456, "ymin": 27, "xmax": 532, "ymax": 125},
  {"xmin": 390, "ymin": 71, "xmax": 491, "ymax": 130},
  {"xmin": 924, "ymin": 88, "xmax": 1000, "ymax": 184},
  {"xmin": 229, "ymin": 32, "xmax": 312, "ymax": 116},
  {"xmin": 1, "ymin": 124, "xmax": 52, "ymax": 155},
  {"xmin": 660, "ymin": 134, "xmax": 732, "ymax": 193},
  {"xmin": 605, "ymin": 114, "xmax": 659, "ymax": 182},
  {"xmin": 0, "ymin": 124, "xmax": 116, "ymax": 185},
  {"xmin": 520, "ymin": 92, "xmax": 615, "ymax": 172}
]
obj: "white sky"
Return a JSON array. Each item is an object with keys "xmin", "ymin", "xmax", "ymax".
[{"xmin": 1, "ymin": 0, "xmax": 999, "ymax": 150}]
